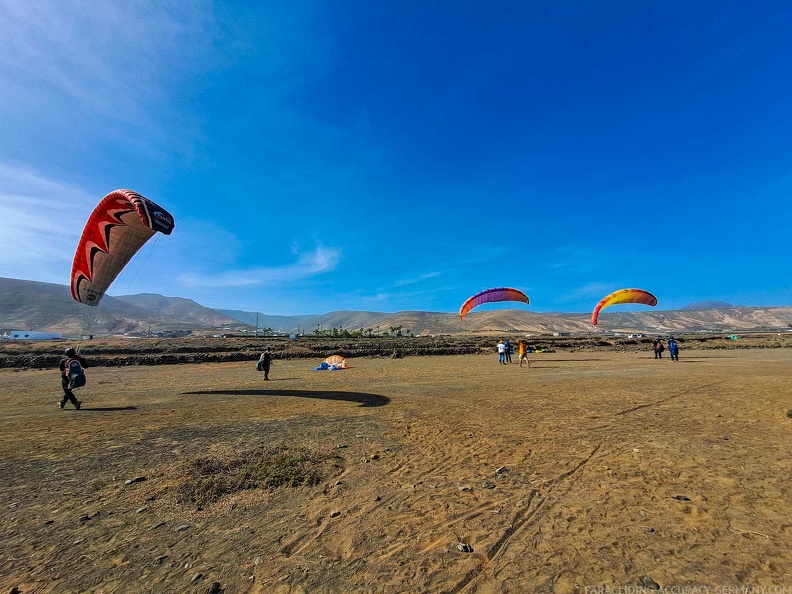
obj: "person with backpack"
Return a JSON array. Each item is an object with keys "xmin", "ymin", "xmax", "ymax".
[
  {"xmin": 258, "ymin": 348, "xmax": 273, "ymax": 380},
  {"xmin": 668, "ymin": 337, "xmax": 680, "ymax": 362},
  {"xmin": 59, "ymin": 347, "xmax": 88, "ymax": 409}
]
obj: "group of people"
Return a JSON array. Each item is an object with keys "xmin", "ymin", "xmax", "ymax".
[
  {"xmin": 497, "ymin": 339, "xmax": 531, "ymax": 367},
  {"xmin": 653, "ymin": 337, "xmax": 680, "ymax": 361},
  {"xmin": 57, "ymin": 336, "xmax": 681, "ymax": 409}
]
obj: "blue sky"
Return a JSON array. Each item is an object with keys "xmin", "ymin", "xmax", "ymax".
[{"xmin": 1, "ymin": 1, "xmax": 790, "ymax": 315}]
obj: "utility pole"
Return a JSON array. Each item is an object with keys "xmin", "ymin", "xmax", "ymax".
[{"xmin": 256, "ymin": 312, "xmax": 259, "ymax": 338}]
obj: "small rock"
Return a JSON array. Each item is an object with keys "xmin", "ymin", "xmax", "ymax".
[
  {"xmin": 369, "ymin": 453, "xmax": 380, "ymax": 460},
  {"xmin": 374, "ymin": 496, "xmax": 381, "ymax": 502},
  {"xmin": 73, "ymin": 538, "xmax": 84, "ymax": 544},
  {"xmin": 458, "ymin": 485, "xmax": 472, "ymax": 492},
  {"xmin": 457, "ymin": 543, "xmax": 474, "ymax": 553},
  {"xmin": 641, "ymin": 575, "xmax": 661, "ymax": 590},
  {"xmin": 124, "ymin": 476, "xmax": 147, "ymax": 486},
  {"xmin": 672, "ymin": 495, "xmax": 691, "ymax": 501},
  {"xmin": 44, "ymin": 519, "xmax": 54, "ymax": 525},
  {"xmin": 642, "ymin": 526, "xmax": 655, "ymax": 533},
  {"xmin": 191, "ymin": 572, "xmax": 204, "ymax": 583},
  {"xmin": 495, "ymin": 466, "xmax": 508, "ymax": 475},
  {"xmin": 206, "ymin": 582, "xmax": 223, "ymax": 594},
  {"xmin": 136, "ymin": 507, "xmax": 147, "ymax": 514},
  {"xmin": 9, "ymin": 502, "xmax": 18, "ymax": 509},
  {"xmin": 79, "ymin": 515, "xmax": 91, "ymax": 522},
  {"xmin": 336, "ymin": 444, "xmax": 348, "ymax": 449},
  {"xmin": 154, "ymin": 554, "xmax": 168, "ymax": 565},
  {"xmin": 254, "ymin": 556, "xmax": 262, "ymax": 566},
  {"xmin": 330, "ymin": 511, "xmax": 341, "ymax": 518},
  {"xmin": 482, "ymin": 480, "xmax": 496, "ymax": 489},
  {"xmin": 149, "ymin": 521, "xmax": 166, "ymax": 530},
  {"xmin": 10, "ymin": 586, "xmax": 20, "ymax": 594},
  {"xmin": 176, "ymin": 524, "xmax": 191, "ymax": 532}
]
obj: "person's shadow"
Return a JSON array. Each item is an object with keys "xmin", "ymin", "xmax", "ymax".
[
  {"xmin": 79, "ymin": 406, "xmax": 138, "ymax": 412},
  {"xmin": 183, "ymin": 389, "xmax": 390, "ymax": 408}
]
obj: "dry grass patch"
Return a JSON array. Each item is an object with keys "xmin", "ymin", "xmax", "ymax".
[{"xmin": 178, "ymin": 445, "xmax": 341, "ymax": 507}]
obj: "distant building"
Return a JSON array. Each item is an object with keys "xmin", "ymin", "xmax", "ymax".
[
  {"xmin": 4, "ymin": 330, "xmax": 62, "ymax": 340},
  {"xmin": 552, "ymin": 332, "xmax": 570, "ymax": 337}
]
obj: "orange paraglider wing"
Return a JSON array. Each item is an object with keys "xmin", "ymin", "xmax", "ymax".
[
  {"xmin": 323, "ymin": 355, "xmax": 348, "ymax": 369},
  {"xmin": 459, "ymin": 287, "xmax": 530, "ymax": 320},
  {"xmin": 591, "ymin": 288, "xmax": 657, "ymax": 325}
]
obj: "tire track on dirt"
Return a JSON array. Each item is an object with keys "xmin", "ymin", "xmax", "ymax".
[
  {"xmin": 616, "ymin": 381, "xmax": 722, "ymax": 416},
  {"xmin": 444, "ymin": 442, "xmax": 603, "ymax": 593}
]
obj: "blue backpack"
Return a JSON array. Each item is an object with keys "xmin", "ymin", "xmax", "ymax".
[{"xmin": 64, "ymin": 358, "xmax": 86, "ymax": 389}]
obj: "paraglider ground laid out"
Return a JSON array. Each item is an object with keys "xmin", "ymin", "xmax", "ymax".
[{"xmin": 1, "ymin": 347, "xmax": 791, "ymax": 592}]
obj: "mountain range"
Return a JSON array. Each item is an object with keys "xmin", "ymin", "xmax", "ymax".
[{"xmin": 1, "ymin": 277, "xmax": 791, "ymax": 336}]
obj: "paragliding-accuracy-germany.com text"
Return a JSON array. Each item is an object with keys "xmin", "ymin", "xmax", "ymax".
[{"xmin": 584, "ymin": 587, "xmax": 792, "ymax": 594}]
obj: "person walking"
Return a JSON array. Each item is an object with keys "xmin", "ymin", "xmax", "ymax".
[
  {"xmin": 58, "ymin": 347, "xmax": 88, "ymax": 409},
  {"xmin": 497, "ymin": 340, "xmax": 506, "ymax": 365},
  {"xmin": 668, "ymin": 337, "xmax": 680, "ymax": 361},
  {"xmin": 258, "ymin": 348, "xmax": 273, "ymax": 380}
]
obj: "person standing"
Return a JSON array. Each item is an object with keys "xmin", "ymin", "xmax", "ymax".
[
  {"xmin": 518, "ymin": 340, "xmax": 530, "ymax": 367},
  {"xmin": 258, "ymin": 348, "xmax": 273, "ymax": 380},
  {"xmin": 497, "ymin": 340, "xmax": 506, "ymax": 365},
  {"xmin": 58, "ymin": 347, "xmax": 88, "ymax": 409},
  {"xmin": 503, "ymin": 339, "xmax": 512, "ymax": 364},
  {"xmin": 668, "ymin": 337, "xmax": 680, "ymax": 361}
]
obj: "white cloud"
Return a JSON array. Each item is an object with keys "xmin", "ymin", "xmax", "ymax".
[
  {"xmin": 565, "ymin": 282, "xmax": 619, "ymax": 301},
  {"xmin": 0, "ymin": 163, "xmax": 96, "ymax": 282},
  {"xmin": 393, "ymin": 272, "xmax": 440, "ymax": 287},
  {"xmin": 178, "ymin": 245, "xmax": 341, "ymax": 288}
]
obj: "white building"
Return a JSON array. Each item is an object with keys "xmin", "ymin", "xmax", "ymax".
[{"xmin": 4, "ymin": 330, "xmax": 63, "ymax": 340}]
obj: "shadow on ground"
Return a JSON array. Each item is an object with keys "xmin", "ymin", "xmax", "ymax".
[
  {"xmin": 80, "ymin": 406, "xmax": 139, "ymax": 412},
  {"xmin": 183, "ymin": 389, "xmax": 390, "ymax": 407}
]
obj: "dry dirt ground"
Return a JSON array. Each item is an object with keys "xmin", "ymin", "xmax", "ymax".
[{"xmin": 1, "ymin": 348, "xmax": 791, "ymax": 593}]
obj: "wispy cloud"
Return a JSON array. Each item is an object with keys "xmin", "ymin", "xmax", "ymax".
[
  {"xmin": 0, "ymin": 163, "xmax": 96, "ymax": 282},
  {"xmin": 393, "ymin": 272, "xmax": 440, "ymax": 287},
  {"xmin": 178, "ymin": 245, "xmax": 341, "ymax": 288},
  {"xmin": 564, "ymin": 282, "xmax": 620, "ymax": 301},
  {"xmin": 0, "ymin": 1, "xmax": 212, "ymax": 123}
]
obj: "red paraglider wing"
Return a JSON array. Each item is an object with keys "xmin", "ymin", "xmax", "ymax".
[
  {"xmin": 591, "ymin": 288, "xmax": 657, "ymax": 325},
  {"xmin": 459, "ymin": 287, "xmax": 530, "ymax": 320},
  {"xmin": 70, "ymin": 190, "xmax": 175, "ymax": 306}
]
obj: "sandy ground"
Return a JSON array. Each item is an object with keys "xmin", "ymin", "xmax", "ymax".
[{"xmin": 1, "ymin": 349, "xmax": 791, "ymax": 593}]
